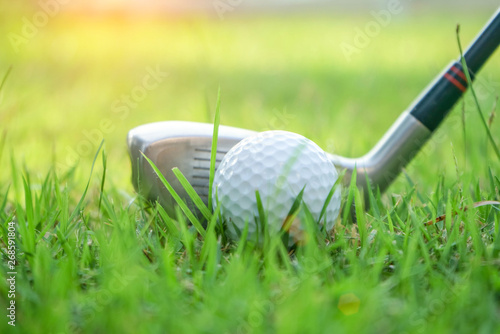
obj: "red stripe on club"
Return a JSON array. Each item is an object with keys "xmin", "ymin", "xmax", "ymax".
[
  {"xmin": 444, "ymin": 73, "xmax": 467, "ymax": 92},
  {"xmin": 450, "ymin": 65, "xmax": 468, "ymax": 81}
]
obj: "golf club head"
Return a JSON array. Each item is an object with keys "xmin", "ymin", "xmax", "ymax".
[
  {"xmin": 127, "ymin": 121, "xmax": 256, "ymax": 214},
  {"xmin": 127, "ymin": 112, "xmax": 430, "ymax": 215}
]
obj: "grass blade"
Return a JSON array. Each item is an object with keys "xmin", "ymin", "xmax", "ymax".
[
  {"xmin": 208, "ymin": 87, "xmax": 222, "ymax": 212},
  {"xmin": 318, "ymin": 169, "xmax": 345, "ymax": 223},
  {"xmin": 21, "ymin": 173, "xmax": 36, "ymax": 254},
  {"xmin": 68, "ymin": 140, "xmax": 104, "ymax": 224},
  {"xmin": 235, "ymin": 218, "xmax": 250, "ymax": 255},
  {"xmin": 456, "ymin": 24, "xmax": 500, "ymax": 161},
  {"xmin": 156, "ymin": 201, "xmax": 180, "ymax": 236},
  {"xmin": 342, "ymin": 166, "xmax": 357, "ymax": 224},
  {"xmin": 364, "ymin": 172, "xmax": 380, "ymax": 218},
  {"xmin": 176, "ymin": 207, "xmax": 195, "ymax": 265},
  {"xmin": 199, "ymin": 204, "xmax": 221, "ymax": 281},
  {"xmin": 353, "ymin": 187, "xmax": 366, "ymax": 247},
  {"xmin": 0, "ymin": 185, "xmax": 9, "ymax": 215},
  {"xmin": 98, "ymin": 147, "xmax": 107, "ymax": 211},
  {"xmin": 255, "ymin": 190, "xmax": 267, "ymax": 245},
  {"xmin": 141, "ymin": 152, "xmax": 206, "ymax": 237},
  {"xmin": 172, "ymin": 167, "xmax": 212, "ymax": 221},
  {"xmin": 282, "ymin": 186, "xmax": 305, "ymax": 232},
  {"xmin": 461, "ymin": 101, "xmax": 467, "ymax": 169}
]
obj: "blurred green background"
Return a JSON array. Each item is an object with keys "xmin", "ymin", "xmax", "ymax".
[{"xmin": 0, "ymin": 1, "xmax": 499, "ymax": 197}]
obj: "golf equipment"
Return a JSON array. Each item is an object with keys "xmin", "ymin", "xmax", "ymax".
[
  {"xmin": 213, "ymin": 131, "xmax": 341, "ymax": 242},
  {"xmin": 128, "ymin": 9, "xmax": 500, "ymax": 215}
]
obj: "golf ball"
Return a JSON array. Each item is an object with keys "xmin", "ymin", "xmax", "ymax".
[{"xmin": 212, "ymin": 130, "xmax": 341, "ymax": 243}]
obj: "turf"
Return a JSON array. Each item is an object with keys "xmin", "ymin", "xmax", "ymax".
[{"xmin": 1, "ymin": 4, "xmax": 500, "ymax": 334}]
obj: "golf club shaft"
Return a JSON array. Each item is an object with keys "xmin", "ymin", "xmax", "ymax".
[
  {"xmin": 410, "ymin": 8, "xmax": 500, "ymax": 132},
  {"xmin": 337, "ymin": 8, "xmax": 500, "ymax": 193}
]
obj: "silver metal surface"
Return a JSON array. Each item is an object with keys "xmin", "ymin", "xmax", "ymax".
[
  {"xmin": 127, "ymin": 121, "xmax": 256, "ymax": 213},
  {"xmin": 328, "ymin": 112, "xmax": 431, "ymax": 193},
  {"xmin": 128, "ymin": 114, "xmax": 431, "ymax": 213}
]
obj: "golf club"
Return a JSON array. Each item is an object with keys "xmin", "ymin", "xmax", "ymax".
[{"xmin": 128, "ymin": 8, "xmax": 500, "ymax": 215}]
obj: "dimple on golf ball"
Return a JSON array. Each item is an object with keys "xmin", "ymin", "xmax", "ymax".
[{"xmin": 212, "ymin": 130, "xmax": 341, "ymax": 243}]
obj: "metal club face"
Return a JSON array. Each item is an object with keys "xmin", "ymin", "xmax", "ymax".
[{"xmin": 127, "ymin": 121, "xmax": 256, "ymax": 213}]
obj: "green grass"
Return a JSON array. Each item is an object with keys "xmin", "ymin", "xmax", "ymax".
[{"xmin": 1, "ymin": 5, "xmax": 500, "ymax": 334}]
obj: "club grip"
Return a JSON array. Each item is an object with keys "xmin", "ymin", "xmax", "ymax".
[
  {"xmin": 409, "ymin": 9, "xmax": 500, "ymax": 132},
  {"xmin": 409, "ymin": 62, "xmax": 473, "ymax": 131}
]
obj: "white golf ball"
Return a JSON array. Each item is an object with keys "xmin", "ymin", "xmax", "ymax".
[{"xmin": 212, "ymin": 130, "xmax": 341, "ymax": 243}]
